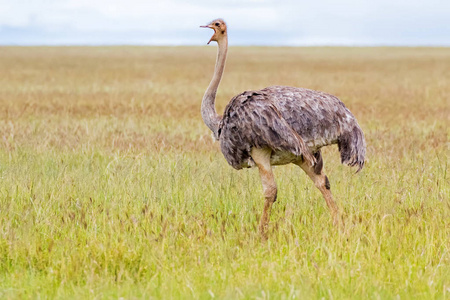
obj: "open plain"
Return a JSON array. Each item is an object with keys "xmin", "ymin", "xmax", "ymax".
[{"xmin": 0, "ymin": 46, "xmax": 449, "ymax": 299}]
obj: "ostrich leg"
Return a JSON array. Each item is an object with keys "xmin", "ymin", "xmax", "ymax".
[
  {"xmin": 251, "ymin": 148, "xmax": 277, "ymax": 238},
  {"xmin": 296, "ymin": 151, "xmax": 340, "ymax": 226}
]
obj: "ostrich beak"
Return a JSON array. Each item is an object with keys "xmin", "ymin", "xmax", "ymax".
[{"xmin": 200, "ymin": 24, "xmax": 215, "ymax": 44}]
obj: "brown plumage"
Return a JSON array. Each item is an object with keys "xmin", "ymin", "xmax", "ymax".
[
  {"xmin": 219, "ymin": 86, "xmax": 365, "ymax": 171},
  {"xmin": 200, "ymin": 19, "xmax": 366, "ymax": 238}
]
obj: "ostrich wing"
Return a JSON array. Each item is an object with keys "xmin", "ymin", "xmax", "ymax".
[
  {"xmin": 219, "ymin": 90, "xmax": 315, "ymax": 169},
  {"xmin": 262, "ymin": 86, "xmax": 366, "ymax": 171}
]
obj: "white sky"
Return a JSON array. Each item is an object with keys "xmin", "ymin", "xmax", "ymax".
[{"xmin": 1, "ymin": 0, "xmax": 449, "ymax": 45}]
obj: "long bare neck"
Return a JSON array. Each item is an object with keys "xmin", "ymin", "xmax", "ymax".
[{"xmin": 201, "ymin": 36, "xmax": 228, "ymax": 139}]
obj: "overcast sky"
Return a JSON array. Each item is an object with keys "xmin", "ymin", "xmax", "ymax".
[{"xmin": 1, "ymin": 0, "xmax": 449, "ymax": 46}]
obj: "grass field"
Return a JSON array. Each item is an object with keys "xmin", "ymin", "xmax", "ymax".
[{"xmin": 0, "ymin": 46, "xmax": 449, "ymax": 299}]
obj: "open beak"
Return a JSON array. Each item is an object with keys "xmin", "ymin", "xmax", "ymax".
[{"xmin": 200, "ymin": 24, "xmax": 215, "ymax": 44}]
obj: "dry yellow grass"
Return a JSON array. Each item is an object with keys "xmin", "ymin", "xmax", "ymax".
[
  {"xmin": 1, "ymin": 47, "xmax": 448, "ymax": 153},
  {"xmin": 0, "ymin": 46, "xmax": 449, "ymax": 299}
]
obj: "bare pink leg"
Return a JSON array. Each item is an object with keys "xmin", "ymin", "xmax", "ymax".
[
  {"xmin": 251, "ymin": 148, "xmax": 277, "ymax": 239},
  {"xmin": 295, "ymin": 151, "xmax": 340, "ymax": 226}
]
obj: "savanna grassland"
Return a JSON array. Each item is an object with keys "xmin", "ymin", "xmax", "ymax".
[{"xmin": 0, "ymin": 46, "xmax": 449, "ymax": 299}]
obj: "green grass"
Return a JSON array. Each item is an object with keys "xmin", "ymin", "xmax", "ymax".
[{"xmin": 0, "ymin": 46, "xmax": 449, "ymax": 299}]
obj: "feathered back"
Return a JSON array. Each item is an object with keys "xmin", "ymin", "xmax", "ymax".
[
  {"xmin": 219, "ymin": 90, "xmax": 315, "ymax": 169},
  {"xmin": 261, "ymin": 86, "xmax": 366, "ymax": 171},
  {"xmin": 218, "ymin": 86, "xmax": 366, "ymax": 171}
]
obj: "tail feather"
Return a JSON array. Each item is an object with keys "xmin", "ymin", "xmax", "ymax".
[{"xmin": 338, "ymin": 125, "xmax": 366, "ymax": 172}]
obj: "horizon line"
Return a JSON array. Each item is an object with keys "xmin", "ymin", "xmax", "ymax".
[{"xmin": 1, "ymin": 44, "xmax": 449, "ymax": 48}]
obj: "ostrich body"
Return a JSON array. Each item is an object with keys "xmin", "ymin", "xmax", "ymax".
[{"xmin": 200, "ymin": 19, "xmax": 366, "ymax": 237}]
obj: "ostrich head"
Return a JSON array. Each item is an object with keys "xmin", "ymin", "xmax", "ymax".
[{"xmin": 200, "ymin": 19, "xmax": 227, "ymax": 44}]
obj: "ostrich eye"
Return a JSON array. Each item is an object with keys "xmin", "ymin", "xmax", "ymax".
[{"xmin": 215, "ymin": 22, "xmax": 220, "ymax": 26}]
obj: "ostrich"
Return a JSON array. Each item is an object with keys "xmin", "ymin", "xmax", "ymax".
[{"xmin": 200, "ymin": 19, "xmax": 366, "ymax": 237}]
